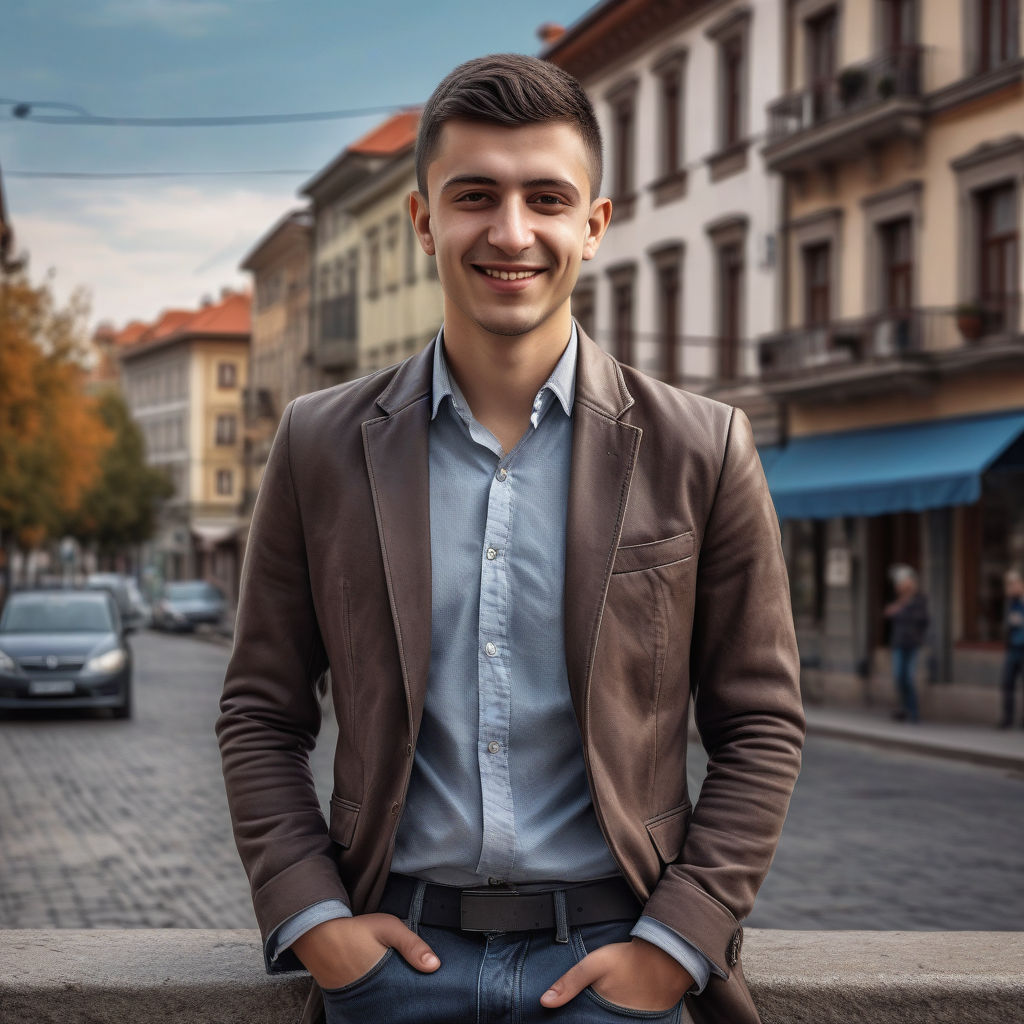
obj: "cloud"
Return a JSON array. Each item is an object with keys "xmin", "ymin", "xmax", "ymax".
[
  {"xmin": 89, "ymin": 0, "xmax": 232, "ymax": 37},
  {"xmin": 13, "ymin": 182, "xmax": 298, "ymax": 327}
]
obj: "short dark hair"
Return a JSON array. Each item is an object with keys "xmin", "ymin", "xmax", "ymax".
[{"xmin": 415, "ymin": 53, "xmax": 603, "ymax": 199}]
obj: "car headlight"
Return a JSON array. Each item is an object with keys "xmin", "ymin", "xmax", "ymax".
[
  {"xmin": 84, "ymin": 648, "xmax": 127, "ymax": 674},
  {"xmin": 0, "ymin": 649, "xmax": 17, "ymax": 673}
]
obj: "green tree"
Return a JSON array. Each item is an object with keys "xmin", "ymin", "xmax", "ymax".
[{"xmin": 68, "ymin": 390, "xmax": 173, "ymax": 552}]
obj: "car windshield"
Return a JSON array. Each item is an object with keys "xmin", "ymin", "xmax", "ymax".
[
  {"xmin": 165, "ymin": 583, "xmax": 220, "ymax": 601},
  {"xmin": 0, "ymin": 594, "xmax": 114, "ymax": 633}
]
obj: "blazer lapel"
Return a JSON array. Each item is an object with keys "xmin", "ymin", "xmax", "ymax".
[
  {"xmin": 361, "ymin": 345, "xmax": 434, "ymax": 737},
  {"xmin": 564, "ymin": 330, "xmax": 642, "ymax": 726}
]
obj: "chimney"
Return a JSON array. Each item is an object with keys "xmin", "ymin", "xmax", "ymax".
[{"xmin": 537, "ymin": 23, "xmax": 566, "ymax": 47}]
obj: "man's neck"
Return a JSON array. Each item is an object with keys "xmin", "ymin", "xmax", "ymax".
[{"xmin": 441, "ymin": 305, "xmax": 573, "ymax": 454}]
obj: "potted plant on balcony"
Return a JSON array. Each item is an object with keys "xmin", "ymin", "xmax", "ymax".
[
  {"xmin": 877, "ymin": 73, "xmax": 896, "ymax": 99},
  {"xmin": 954, "ymin": 302, "xmax": 986, "ymax": 341},
  {"xmin": 838, "ymin": 67, "xmax": 867, "ymax": 107}
]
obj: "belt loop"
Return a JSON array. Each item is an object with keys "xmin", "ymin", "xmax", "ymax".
[
  {"xmin": 406, "ymin": 880, "xmax": 428, "ymax": 934},
  {"xmin": 553, "ymin": 889, "xmax": 569, "ymax": 944}
]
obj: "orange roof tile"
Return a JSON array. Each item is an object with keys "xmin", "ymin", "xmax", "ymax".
[
  {"xmin": 349, "ymin": 110, "xmax": 420, "ymax": 156},
  {"xmin": 185, "ymin": 290, "xmax": 250, "ymax": 334},
  {"xmin": 113, "ymin": 320, "xmax": 149, "ymax": 346}
]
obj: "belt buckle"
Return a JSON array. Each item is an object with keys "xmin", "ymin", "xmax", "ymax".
[{"xmin": 459, "ymin": 887, "xmax": 521, "ymax": 933}]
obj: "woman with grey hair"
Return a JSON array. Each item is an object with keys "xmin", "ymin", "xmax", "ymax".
[{"xmin": 884, "ymin": 566, "xmax": 929, "ymax": 723}]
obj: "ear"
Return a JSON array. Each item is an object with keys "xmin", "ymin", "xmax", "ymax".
[
  {"xmin": 409, "ymin": 191, "xmax": 434, "ymax": 256},
  {"xmin": 581, "ymin": 196, "xmax": 613, "ymax": 261}
]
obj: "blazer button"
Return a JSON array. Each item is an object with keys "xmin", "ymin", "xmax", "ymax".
[
  {"xmin": 727, "ymin": 929, "xmax": 742, "ymax": 966},
  {"xmin": 390, "ymin": 802, "xmax": 401, "ymax": 816},
  {"xmin": 405, "ymin": 743, "xmax": 413, "ymax": 757}
]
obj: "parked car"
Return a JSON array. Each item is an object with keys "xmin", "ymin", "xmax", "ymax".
[
  {"xmin": 152, "ymin": 580, "xmax": 225, "ymax": 632},
  {"xmin": 85, "ymin": 573, "xmax": 143, "ymax": 632},
  {"xmin": 0, "ymin": 589, "xmax": 133, "ymax": 718}
]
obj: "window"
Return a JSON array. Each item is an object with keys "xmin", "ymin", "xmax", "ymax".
[
  {"xmin": 215, "ymin": 414, "xmax": 236, "ymax": 446},
  {"xmin": 806, "ymin": 7, "xmax": 838, "ymax": 122},
  {"xmin": 977, "ymin": 182, "xmax": 1019, "ymax": 330},
  {"xmin": 572, "ymin": 280, "xmax": 596, "ymax": 339},
  {"xmin": 978, "ymin": 0, "xmax": 1020, "ymax": 72},
  {"xmin": 880, "ymin": 219, "xmax": 913, "ymax": 312},
  {"xmin": 722, "ymin": 35, "xmax": 745, "ymax": 147},
  {"xmin": 718, "ymin": 244, "xmax": 744, "ymax": 380},
  {"xmin": 217, "ymin": 362, "xmax": 237, "ymax": 389},
  {"xmin": 705, "ymin": 7, "xmax": 752, "ymax": 180},
  {"xmin": 658, "ymin": 57, "xmax": 685, "ymax": 177},
  {"xmin": 606, "ymin": 79, "xmax": 638, "ymax": 217},
  {"xmin": 607, "ymin": 265, "xmax": 637, "ymax": 366},
  {"xmin": 366, "ymin": 227, "xmax": 381, "ymax": 299},
  {"xmin": 216, "ymin": 469, "xmax": 233, "ymax": 496},
  {"xmin": 880, "ymin": 0, "xmax": 916, "ymax": 50},
  {"xmin": 803, "ymin": 243, "xmax": 832, "ymax": 326},
  {"xmin": 651, "ymin": 245, "xmax": 684, "ymax": 384},
  {"xmin": 385, "ymin": 215, "xmax": 400, "ymax": 290}
]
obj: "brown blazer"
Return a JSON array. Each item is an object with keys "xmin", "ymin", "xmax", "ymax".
[{"xmin": 216, "ymin": 328, "xmax": 805, "ymax": 1024}]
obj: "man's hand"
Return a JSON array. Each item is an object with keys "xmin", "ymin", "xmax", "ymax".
[
  {"xmin": 540, "ymin": 936, "xmax": 693, "ymax": 1012},
  {"xmin": 290, "ymin": 913, "xmax": 440, "ymax": 991}
]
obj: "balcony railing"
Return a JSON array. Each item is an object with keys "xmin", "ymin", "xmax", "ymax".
[
  {"xmin": 759, "ymin": 297, "xmax": 1023, "ymax": 382},
  {"xmin": 767, "ymin": 46, "xmax": 924, "ymax": 145}
]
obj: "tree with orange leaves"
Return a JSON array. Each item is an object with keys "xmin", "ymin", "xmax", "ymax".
[{"xmin": 0, "ymin": 272, "xmax": 111, "ymax": 583}]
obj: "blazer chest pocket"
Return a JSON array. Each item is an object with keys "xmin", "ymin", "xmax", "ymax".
[
  {"xmin": 329, "ymin": 794, "xmax": 361, "ymax": 850},
  {"xmin": 644, "ymin": 801, "xmax": 692, "ymax": 865},
  {"xmin": 613, "ymin": 531, "xmax": 694, "ymax": 575}
]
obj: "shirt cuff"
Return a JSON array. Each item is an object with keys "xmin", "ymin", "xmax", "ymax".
[
  {"xmin": 630, "ymin": 915, "xmax": 723, "ymax": 995},
  {"xmin": 267, "ymin": 899, "xmax": 353, "ymax": 964}
]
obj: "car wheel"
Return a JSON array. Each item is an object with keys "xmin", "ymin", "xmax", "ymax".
[{"xmin": 113, "ymin": 680, "xmax": 133, "ymax": 720}]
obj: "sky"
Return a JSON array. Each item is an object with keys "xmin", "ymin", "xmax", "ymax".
[{"xmin": 1, "ymin": 0, "xmax": 593, "ymax": 329}]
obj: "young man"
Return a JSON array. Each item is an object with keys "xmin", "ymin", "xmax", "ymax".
[{"xmin": 217, "ymin": 54, "xmax": 804, "ymax": 1024}]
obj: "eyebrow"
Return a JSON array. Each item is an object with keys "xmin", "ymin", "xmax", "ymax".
[{"xmin": 440, "ymin": 175, "xmax": 581, "ymax": 203}]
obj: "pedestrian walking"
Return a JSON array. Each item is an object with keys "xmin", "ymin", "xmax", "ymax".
[
  {"xmin": 884, "ymin": 566, "xmax": 929, "ymax": 723},
  {"xmin": 998, "ymin": 569, "xmax": 1024, "ymax": 728},
  {"xmin": 216, "ymin": 53, "xmax": 804, "ymax": 1024}
]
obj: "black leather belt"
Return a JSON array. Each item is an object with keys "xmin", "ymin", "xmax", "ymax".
[{"xmin": 379, "ymin": 874, "xmax": 641, "ymax": 933}]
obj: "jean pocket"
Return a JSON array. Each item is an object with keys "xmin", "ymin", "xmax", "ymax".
[
  {"xmin": 583, "ymin": 984, "xmax": 682, "ymax": 1020},
  {"xmin": 320, "ymin": 947, "xmax": 394, "ymax": 999}
]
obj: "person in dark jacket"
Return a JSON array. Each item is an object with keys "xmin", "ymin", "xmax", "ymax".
[
  {"xmin": 998, "ymin": 569, "xmax": 1024, "ymax": 729},
  {"xmin": 884, "ymin": 566, "xmax": 929, "ymax": 723}
]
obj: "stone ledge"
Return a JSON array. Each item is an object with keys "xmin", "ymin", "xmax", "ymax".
[{"xmin": 1, "ymin": 929, "xmax": 1021, "ymax": 1023}]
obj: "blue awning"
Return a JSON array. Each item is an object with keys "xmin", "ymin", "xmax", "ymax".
[{"xmin": 762, "ymin": 410, "xmax": 1024, "ymax": 520}]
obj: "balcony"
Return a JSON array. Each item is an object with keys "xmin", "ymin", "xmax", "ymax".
[
  {"xmin": 313, "ymin": 295, "xmax": 358, "ymax": 372},
  {"xmin": 758, "ymin": 298, "xmax": 1024, "ymax": 399},
  {"xmin": 764, "ymin": 47, "xmax": 925, "ymax": 174}
]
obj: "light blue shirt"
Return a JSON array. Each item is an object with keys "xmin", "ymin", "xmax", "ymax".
[{"xmin": 268, "ymin": 324, "xmax": 716, "ymax": 993}]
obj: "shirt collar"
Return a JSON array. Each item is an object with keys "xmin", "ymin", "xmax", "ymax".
[{"xmin": 430, "ymin": 321, "xmax": 578, "ymax": 424}]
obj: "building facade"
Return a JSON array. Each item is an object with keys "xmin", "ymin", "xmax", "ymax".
[
  {"xmin": 301, "ymin": 110, "xmax": 441, "ymax": 383},
  {"xmin": 758, "ymin": 0, "xmax": 1024, "ymax": 720},
  {"xmin": 239, "ymin": 209, "xmax": 323, "ymax": 508},
  {"xmin": 545, "ymin": 0, "xmax": 786, "ymax": 441},
  {"xmin": 119, "ymin": 292, "xmax": 251, "ymax": 600}
]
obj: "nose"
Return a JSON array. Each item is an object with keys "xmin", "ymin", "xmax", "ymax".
[{"xmin": 487, "ymin": 197, "xmax": 534, "ymax": 254}]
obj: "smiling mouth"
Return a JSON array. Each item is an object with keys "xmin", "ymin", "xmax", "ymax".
[{"xmin": 476, "ymin": 267, "xmax": 543, "ymax": 281}]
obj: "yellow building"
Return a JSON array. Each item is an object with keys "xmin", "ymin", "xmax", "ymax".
[
  {"xmin": 300, "ymin": 110, "xmax": 442, "ymax": 379},
  {"xmin": 119, "ymin": 291, "xmax": 250, "ymax": 599},
  {"xmin": 759, "ymin": 0, "xmax": 1024, "ymax": 720}
]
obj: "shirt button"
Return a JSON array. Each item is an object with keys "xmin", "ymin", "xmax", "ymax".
[
  {"xmin": 486, "ymin": 547, "xmax": 498, "ymax": 560},
  {"xmin": 496, "ymin": 467, "xmax": 508, "ymax": 481},
  {"xmin": 487, "ymin": 741, "xmax": 501, "ymax": 754},
  {"xmin": 484, "ymin": 641, "xmax": 497, "ymax": 657}
]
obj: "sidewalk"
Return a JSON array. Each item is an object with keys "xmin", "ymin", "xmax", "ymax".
[{"xmin": 803, "ymin": 703, "xmax": 1024, "ymax": 771}]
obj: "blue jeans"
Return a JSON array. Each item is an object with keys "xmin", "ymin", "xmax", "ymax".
[
  {"xmin": 892, "ymin": 646, "xmax": 920, "ymax": 722},
  {"xmin": 321, "ymin": 914, "xmax": 689, "ymax": 1023}
]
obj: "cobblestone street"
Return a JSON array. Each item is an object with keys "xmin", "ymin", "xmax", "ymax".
[{"xmin": 1, "ymin": 630, "xmax": 1022, "ymax": 932}]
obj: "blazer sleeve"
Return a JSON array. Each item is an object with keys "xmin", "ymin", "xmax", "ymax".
[
  {"xmin": 215, "ymin": 399, "xmax": 350, "ymax": 970},
  {"xmin": 642, "ymin": 406, "xmax": 805, "ymax": 976}
]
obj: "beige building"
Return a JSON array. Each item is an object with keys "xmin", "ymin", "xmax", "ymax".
[
  {"xmin": 300, "ymin": 109, "xmax": 442, "ymax": 380},
  {"xmin": 119, "ymin": 292, "xmax": 250, "ymax": 598},
  {"xmin": 239, "ymin": 209, "xmax": 323, "ymax": 505},
  {"xmin": 758, "ymin": 0, "xmax": 1024, "ymax": 719}
]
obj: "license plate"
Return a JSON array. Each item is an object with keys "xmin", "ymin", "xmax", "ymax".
[{"xmin": 29, "ymin": 680, "xmax": 76, "ymax": 696}]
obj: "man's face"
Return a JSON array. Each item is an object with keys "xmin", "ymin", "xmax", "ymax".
[{"xmin": 411, "ymin": 119, "xmax": 609, "ymax": 340}]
